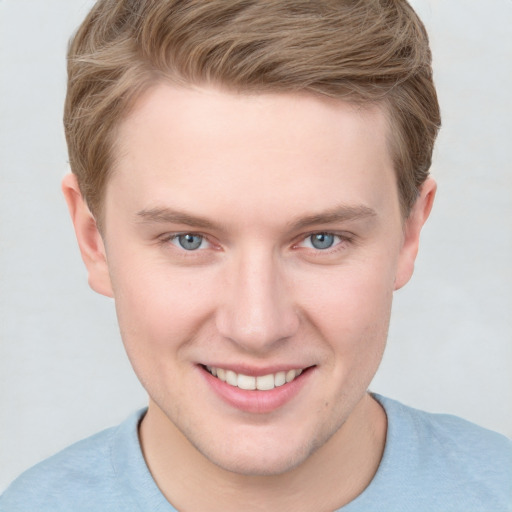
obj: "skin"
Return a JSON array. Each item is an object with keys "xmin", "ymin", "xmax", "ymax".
[{"xmin": 63, "ymin": 84, "xmax": 435, "ymax": 511}]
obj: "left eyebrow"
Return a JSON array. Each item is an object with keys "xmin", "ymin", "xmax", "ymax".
[
  {"xmin": 287, "ymin": 205, "xmax": 377, "ymax": 232},
  {"xmin": 135, "ymin": 207, "xmax": 222, "ymax": 230}
]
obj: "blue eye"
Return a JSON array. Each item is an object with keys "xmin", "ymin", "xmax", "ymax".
[
  {"xmin": 309, "ymin": 233, "xmax": 335, "ymax": 250},
  {"xmin": 175, "ymin": 233, "xmax": 204, "ymax": 250}
]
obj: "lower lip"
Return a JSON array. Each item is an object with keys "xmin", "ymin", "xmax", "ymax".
[{"xmin": 201, "ymin": 367, "xmax": 312, "ymax": 414}]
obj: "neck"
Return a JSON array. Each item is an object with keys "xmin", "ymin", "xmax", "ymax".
[{"xmin": 139, "ymin": 393, "xmax": 386, "ymax": 512}]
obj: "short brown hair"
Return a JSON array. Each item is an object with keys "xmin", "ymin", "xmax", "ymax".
[{"xmin": 64, "ymin": 0, "xmax": 441, "ymax": 220}]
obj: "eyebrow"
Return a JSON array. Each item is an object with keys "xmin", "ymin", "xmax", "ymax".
[
  {"xmin": 136, "ymin": 208, "xmax": 220, "ymax": 230},
  {"xmin": 136, "ymin": 204, "xmax": 377, "ymax": 232},
  {"xmin": 287, "ymin": 205, "xmax": 377, "ymax": 232}
]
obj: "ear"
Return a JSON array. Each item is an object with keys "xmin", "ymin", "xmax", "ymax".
[
  {"xmin": 394, "ymin": 178, "xmax": 436, "ymax": 291},
  {"xmin": 61, "ymin": 173, "xmax": 114, "ymax": 297}
]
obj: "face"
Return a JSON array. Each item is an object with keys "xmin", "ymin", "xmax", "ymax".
[{"xmin": 67, "ymin": 84, "xmax": 431, "ymax": 476}]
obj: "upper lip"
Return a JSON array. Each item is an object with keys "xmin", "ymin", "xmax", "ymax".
[{"xmin": 200, "ymin": 363, "xmax": 314, "ymax": 377}]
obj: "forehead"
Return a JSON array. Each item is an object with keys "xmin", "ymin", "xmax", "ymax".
[{"xmin": 107, "ymin": 84, "xmax": 398, "ymax": 226}]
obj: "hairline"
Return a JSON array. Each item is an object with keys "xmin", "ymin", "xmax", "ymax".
[{"xmin": 91, "ymin": 77, "xmax": 407, "ymax": 232}]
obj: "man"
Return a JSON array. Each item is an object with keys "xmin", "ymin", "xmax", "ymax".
[{"xmin": 1, "ymin": 1, "xmax": 510, "ymax": 511}]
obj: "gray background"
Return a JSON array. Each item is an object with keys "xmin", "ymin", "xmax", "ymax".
[{"xmin": 1, "ymin": 0, "xmax": 511, "ymax": 492}]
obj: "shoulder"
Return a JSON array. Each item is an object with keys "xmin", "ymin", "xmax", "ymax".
[
  {"xmin": 0, "ymin": 410, "xmax": 146, "ymax": 512},
  {"xmin": 379, "ymin": 394, "xmax": 512, "ymax": 465},
  {"xmin": 370, "ymin": 394, "xmax": 512, "ymax": 511}
]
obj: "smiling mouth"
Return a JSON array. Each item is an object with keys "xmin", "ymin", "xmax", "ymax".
[{"xmin": 203, "ymin": 365, "xmax": 306, "ymax": 391}]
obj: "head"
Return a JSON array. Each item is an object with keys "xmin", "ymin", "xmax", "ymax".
[
  {"xmin": 65, "ymin": 0, "xmax": 440, "ymax": 223},
  {"xmin": 63, "ymin": 0, "xmax": 439, "ymax": 477}
]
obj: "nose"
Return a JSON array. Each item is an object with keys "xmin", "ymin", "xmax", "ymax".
[{"xmin": 215, "ymin": 248, "xmax": 300, "ymax": 354}]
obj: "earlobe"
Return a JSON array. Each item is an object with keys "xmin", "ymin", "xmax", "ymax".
[
  {"xmin": 61, "ymin": 173, "xmax": 114, "ymax": 298},
  {"xmin": 394, "ymin": 178, "xmax": 436, "ymax": 291}
]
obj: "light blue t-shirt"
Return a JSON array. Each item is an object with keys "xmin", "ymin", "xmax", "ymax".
[{"xmin": 1, "ymin": 395, "xmax": 511, "ymax": 511}]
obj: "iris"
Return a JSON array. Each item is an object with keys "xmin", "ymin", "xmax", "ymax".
[
  {"xmin": 310, "ymin": 233, "xmax": 335, "ymax": 250},
  {"xmin": 178, "ymin": 234, "xmax": 203, "ymax": 250}
]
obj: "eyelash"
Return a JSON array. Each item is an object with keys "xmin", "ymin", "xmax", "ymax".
[
  {"xmin": 158, "ymin": 231, "xmax": 353, "ymax": 255},
  {"xmin": 160, "ymin": 232, "xmax": 213, "ymax": 251},
  {"xmin": 296, "ymin": 232, "xmax": 344, "ymax": 250}
]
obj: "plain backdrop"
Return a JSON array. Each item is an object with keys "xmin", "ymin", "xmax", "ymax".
[{"xmin": 1, "ymin": 0, "xmax": 511, "ymax": 492}]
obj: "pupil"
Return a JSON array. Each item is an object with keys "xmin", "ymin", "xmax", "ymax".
[
  {"xmin": 311, "ymin": 233, "xmax": 334, "ymax": 250},
  {"xmin": 179, "ymin": 234, "xmax": 202, "ymax": 250}
]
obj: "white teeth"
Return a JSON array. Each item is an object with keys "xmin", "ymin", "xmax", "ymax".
[
  {"xmin": 256, "ymin": 374, "xmax": 274, "ymax": 391},
  {"xmin": 206, "ymin": 366, "xmax": 305, "ymax": 390},
  {"xmin": 238, "ymin": 374, "xmax": 256, "ymax": 390},
  {"xmin": 206, "ymin": 365, "xmax": 217, "ymax": 377},
  {"xmin": 274, "ymin": 371, "xmax": 286, "ymax": 387},
  {"xmin": 226, "ymin": 370, "xmax": 238, "ymax": 386},
  {"xmin": 285, "ymin": 369, "xmax": 297, "ymax": 383}
]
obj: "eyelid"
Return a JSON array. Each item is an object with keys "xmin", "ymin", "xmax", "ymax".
[
  {"xmin": 293, "ymin": 231, "xmax": 354, "ymax": 253},
  {"xmin": 161, "ymin": 231, "xmax": 215, "ymax": 250},
  {"xmin": 300, "ymin": 233, "xmax": 337, "ymax": 248},
  {"xmin": 158, "ymin": 230, "xmax": 352, "ymax": 252}
]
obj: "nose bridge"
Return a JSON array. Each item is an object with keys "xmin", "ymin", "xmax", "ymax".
[{"xmin": 216, "ymin": 245, "xmax": 298, "ymax": 352}]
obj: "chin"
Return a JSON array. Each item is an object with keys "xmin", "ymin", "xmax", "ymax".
[
  {"xmin": 194, "ymin": 424, "xmax": 329, "ymax": 477},
  {"xmin": 208, "ymin": 446, "xmax": 312, "ymax": 477}
]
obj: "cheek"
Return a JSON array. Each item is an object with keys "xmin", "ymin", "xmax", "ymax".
[
  {"xmin": 293, "ymin": 257, "xmax": 395, "ymax": 390},
  {"xmin": 108, "ymin": 262, "xmax": 219, "ymax": 404},
  {"xmin": 296, "ymin": 259, "xmax": 395, "ymax": 339},
  {"xmin": 109, "ymin": 258, "xmax": 215, "ymax": 356}
]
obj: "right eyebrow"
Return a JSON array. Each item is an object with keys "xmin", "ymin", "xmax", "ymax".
[{"xmin": 287, "ymin": 204, "xmax": 378, "ymax": 232}]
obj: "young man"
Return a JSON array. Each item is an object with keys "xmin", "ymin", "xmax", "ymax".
[{"xmin": 1, "ymin": 1, "xmax": 511, "ymax": 510}]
